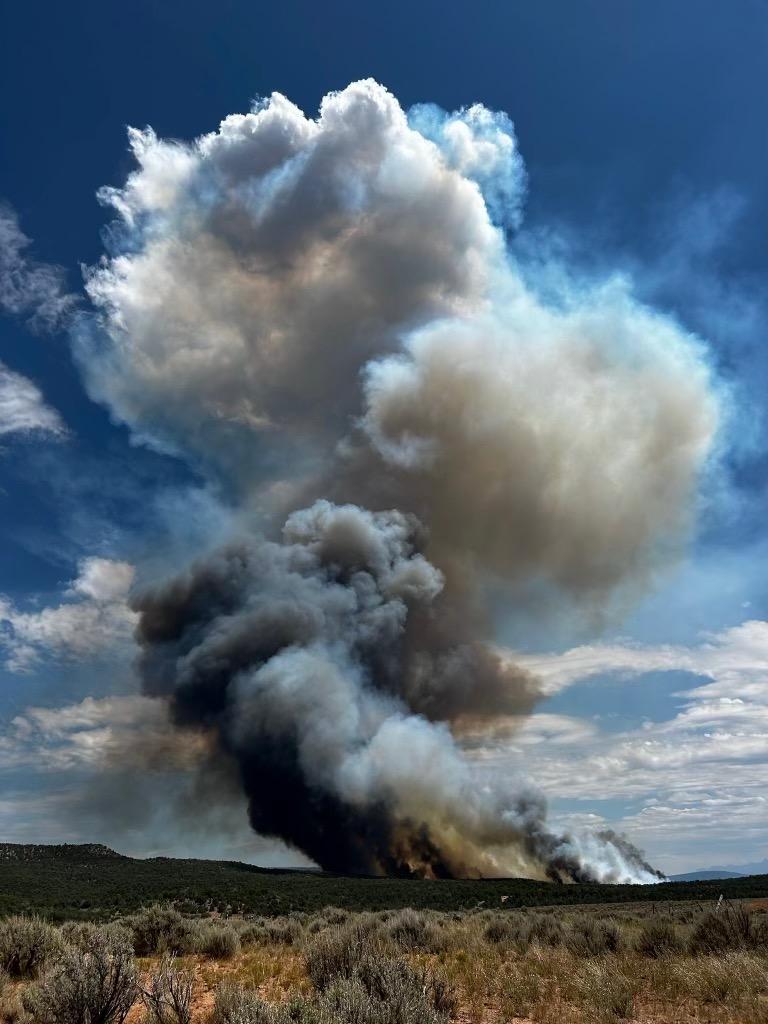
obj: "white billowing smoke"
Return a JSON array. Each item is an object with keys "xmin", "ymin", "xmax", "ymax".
[
  {"xmin": 80, "ymin": 82, "xmax": 509, "ymax": 475},
  {"xmin": 79, "ymin": 80, "xmax": 718, "ymax": 882}
]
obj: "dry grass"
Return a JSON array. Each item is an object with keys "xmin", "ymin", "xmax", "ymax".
[
  {"xmin": 199, "ymin": 945, "xmax": 311, "ymax": 1001},
  {"xmin": 0, "ymin": 904, "xmax": 767, "ymax": 1023}
]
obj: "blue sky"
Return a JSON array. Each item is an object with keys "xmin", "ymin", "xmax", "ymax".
[{"xmin": 0, "ymin": 0, "xmax": 767, "ymax": 875}]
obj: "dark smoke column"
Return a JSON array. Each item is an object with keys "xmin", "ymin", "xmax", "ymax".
[{"xmin": 132, "ymin": 501, "xmax": 661, "ymax": 882}]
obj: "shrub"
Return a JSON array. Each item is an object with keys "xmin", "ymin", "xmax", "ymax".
[
  {"xmin": 318, "ymin": 956, "xmax": 453, "ymax": 1024},
  {"xmin": 141, "ymin": 954, "xmax": 194, "ymax": 1024},
  {"xmin": 240, "ymin": 922, "xmax": 271, "ymax": 946},
  {"xmin": 319, "ymin": 908, "xmax": 349, "ymax": 927},
  {"xmin": 635, "ymin": 919, "xmax": 684, "ymax": 958},
  {"xmin": 129, "ymin": 905, "xmax": 195, "ymax": 956},
  {"xmin": 483, "ymin": 914, "xmax": 527, "ymax": 947},
  {"xmin": 566, "ymin": 917, "xmax": 623, "ymax": 956},
  {"xmin": 423, "ymin": 973, "xmax": 457, "ymax": 1019},
  {"xmin": 0, "ymin": 915, "xmax": 61, "ymax": 978},
  {"xmin": 282, "ymin": 999, "xmax": 322, "ymax": 1024},
  {"xmin": 525, "ymin": 913, "xmax": 565, "ymax": 948},
  {"xmin": 197, "ymin": 925, "xmax": 241, "ymax": 959},
  {"xmin": 306, "ymin": 927, "xmax": 362, "ymax": 992},
  {"xmin": 60, "ymin": 921, "xmax": 133, "ymax": 954},
  {"xmin": 0, "ymin": 970, "xmax": 26, "ymax": 1024},
  {"xmin": 385, "ymin": 910, "xmax": 443, "ymax": 953},
  {"xmin": 306, "ymin": 921, "xmax": 382, "ymax": 991},
  {"xmin": 263, "ymin": 918, "xmax": 303, "ymax": 946},
  {"xmin": 22, "ymin": 930, "xmax": 138, "ymax": 1024},
  {"xmin": 305, "ymin": 919, "xmax": 454, "ymax": 1022},
  {"xmin": 318, "ymin": 975, "xmax": 423, "ymax": 1024},
  {"xmin": 688, "ymin": 903, "xmax": 762, "ymax": 953}
]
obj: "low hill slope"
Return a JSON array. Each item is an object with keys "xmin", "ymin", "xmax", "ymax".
[
  {"xmin": 0, "ymin": 843, "xmax": 125, "ymax": 863},
  {"xmin": 0, "ymin": 844, "xmax": 766, "ymax": 920}
]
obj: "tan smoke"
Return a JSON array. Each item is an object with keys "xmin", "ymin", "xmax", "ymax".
[{"xmin": 350, "ymin": 285, "xmax": 717, "ymax": 603}]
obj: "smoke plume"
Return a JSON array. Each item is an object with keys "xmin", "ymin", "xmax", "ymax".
[{"xmin": 81, "ymin": 80, "xmax": 719, "ymax": 881}]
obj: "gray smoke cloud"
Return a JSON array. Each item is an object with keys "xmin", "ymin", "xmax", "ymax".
[{"xmin": 80, "ymin": 80, "xmax": 719, "ymax": 881}]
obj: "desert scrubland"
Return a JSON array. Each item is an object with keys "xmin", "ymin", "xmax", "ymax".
[{"xmin": 1, "ymin": 900, "xmax": 768, "ymax": 1024}]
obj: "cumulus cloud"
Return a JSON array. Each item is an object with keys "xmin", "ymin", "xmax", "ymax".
[
  {"xmin": 0, "ymin": 362, "xmax": 64, "ymax": 438},
  {"xmin": 0, "ymin": 558, "xmax": 136, "ymax": 672}
]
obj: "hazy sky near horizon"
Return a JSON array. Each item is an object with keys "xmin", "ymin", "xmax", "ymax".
[{"xmin": 1, "ymin": 0, "xmax": 767, "ymax": 875}]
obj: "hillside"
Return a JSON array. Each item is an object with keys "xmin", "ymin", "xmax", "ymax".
[
  {"xmin": 0, "ymin": 843, "xmax": 125, "ymax": 863},
  {"xmin": 1, "ymin": 843, "xmax": 768, "ymax": 920}
]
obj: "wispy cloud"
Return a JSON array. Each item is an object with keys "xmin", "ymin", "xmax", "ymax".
[
  {"xmin": 0, "ymin": 204, "xmax": 74, "ymax": 330},
  {"xmin": 0, "ymin": 201, "xmax": 74, "ymax": 440},
  {"xmin": 0, "ymin": 361, "xmax": 65, "ymax": 438},
  {"xmin": 509, "ymin": 618, "xmax": 768, "ymax": 697}
]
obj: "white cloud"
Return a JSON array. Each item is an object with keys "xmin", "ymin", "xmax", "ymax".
[
  {"xmin": 0, "ymin": 361, "xmax": 65, "ymax": 438},
  {"xmin": 0, "ymin": 558, "xmax": 137, "ymax": 672},
  {"xmin": 66, "ymin": 558, "xmax": 135, "ymax": 602},
  {"xmin": 477, "ymin": 620, "xmax": 768, "ymax": 872},
  {"xmin": 0, "ymin": 204, "xmax": 70, "ymax": 439},
  {"xmin": 459, "ymin": 712, "xmax": 598, "ymax": 752},
  {"xmin": 1, "ymin": 696, "xmax": 144, "ymax": 771},
  {"xmin": 509, "ymin": 618, "xmax": 768, "ymax": 698},
  {"xmin": 0, "ymin": 694, "xmax": 205, "ymax": 772}
]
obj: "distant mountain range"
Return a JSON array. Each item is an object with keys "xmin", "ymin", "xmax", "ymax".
[
  {"xmin": 669, "ymin": 859, "xmax": 768, "ymax": 882},
  {"xmin": 712, "ymin": 858, "xmax": 768, "ymax": 876},
  {"xmin": 669, "ymin": 869, "xmax": 744, "ymax": 882}
]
